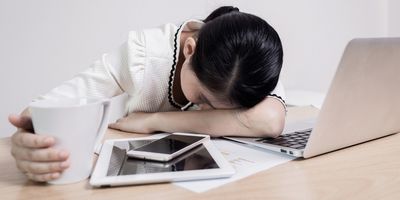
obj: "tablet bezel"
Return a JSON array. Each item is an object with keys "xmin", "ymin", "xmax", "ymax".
[{"xmin": 90, "ymin": 135, "xmax": 235, "ymax": 187}]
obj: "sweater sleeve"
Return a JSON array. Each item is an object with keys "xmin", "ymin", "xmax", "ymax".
[
  {"xmin": 34, "ymin": 42, "xmax": 134, "ymax": 101},
  {"xmin": 268, "ymin": 80, "xmax": 287, "ymax": 111},
  {"xmin": 270, "ymin": 80, "xmax": 285, "ymax": 99}
]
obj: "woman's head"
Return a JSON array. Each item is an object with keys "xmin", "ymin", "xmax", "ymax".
[{"xmin": 181, "ymin": 6, "xmax": 283, "ymax": 109}]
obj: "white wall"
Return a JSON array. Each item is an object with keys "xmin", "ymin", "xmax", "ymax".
[
  {"xmin": 387, "ymin": 0, "xmax": 400, "ymax": 36},
  {"xmin": 0, "ymin": 0, "xmax": 393, "ymax": 137}
]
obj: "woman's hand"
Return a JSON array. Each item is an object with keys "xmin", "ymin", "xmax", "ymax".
[
  {"xmin": 8, "ymin": 114, "xmax": 70, "ymax": 182},
  {"xmin": 109, "ymin": 112, "xmax": 157, "ymax": 133}
]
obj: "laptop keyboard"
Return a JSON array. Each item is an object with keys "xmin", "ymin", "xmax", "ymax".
[{"xmin": 255, "ymin": 128, "xmax": 313, "ymax": 150}]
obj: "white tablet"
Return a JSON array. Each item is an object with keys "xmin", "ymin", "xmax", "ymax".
[{"xmin": 90, "ymin": 135, "xmax": 235, "ymax": 187}]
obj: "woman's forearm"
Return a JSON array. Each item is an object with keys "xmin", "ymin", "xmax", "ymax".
[
  {"xmin": 152, "ymin": 106, "xmax": 283, "ymax": 138},
  {"xmin": 110, "ymin": 97, "xmax": 285, "ymax": 137},
  {"xmin": 153, "ymin": 110, "xmax": 243, "ymax": 137}
]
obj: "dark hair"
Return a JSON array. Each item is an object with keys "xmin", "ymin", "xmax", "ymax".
[{"xmin": 191, "ymin": 6, "xmax": 283, "ymax": 108}]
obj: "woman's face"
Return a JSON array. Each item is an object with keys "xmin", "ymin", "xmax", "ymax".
[{"xmin": 180, "ymin": 60, "xmax": 236, "ymax": 110}]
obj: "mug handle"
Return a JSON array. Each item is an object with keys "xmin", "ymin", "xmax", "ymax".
[{"xmin": 93, "ymin": 100, "xmax": 111, "ymax": 154}]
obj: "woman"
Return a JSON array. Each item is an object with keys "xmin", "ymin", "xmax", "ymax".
[{"xmin": 8, "ymin": 6, "xmax": 286, "ymax": 182}]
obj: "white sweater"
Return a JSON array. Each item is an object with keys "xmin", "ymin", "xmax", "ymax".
[{"xmin": 36, "ymin": 19, "xmax": 286, "ymax": 114}]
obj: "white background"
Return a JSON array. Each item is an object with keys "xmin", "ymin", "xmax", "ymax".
[{"xmin": 1, "ymin": 0, "xmax": 399, "ymax": 137}]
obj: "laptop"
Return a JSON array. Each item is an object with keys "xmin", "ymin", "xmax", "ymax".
[{"xmin": 225, "ymin": 38, "xmax": 400, "ymax": 158}]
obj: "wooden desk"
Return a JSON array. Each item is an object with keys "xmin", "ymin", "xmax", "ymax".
[{"xmin": 1, "ymin": 106, "xmax": 399, "ymax": 199}]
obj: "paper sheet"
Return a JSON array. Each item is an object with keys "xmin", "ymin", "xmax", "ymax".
[{"xmin": 174, "ymin": 139, "xmax": 295, "ymax": 193}]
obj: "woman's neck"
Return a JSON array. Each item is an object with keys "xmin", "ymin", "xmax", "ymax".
[{"xmin": 172, "ymin": 31, "xmax": 195, "ymax": 106}]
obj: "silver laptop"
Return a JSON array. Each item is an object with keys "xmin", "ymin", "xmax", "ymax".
[{"xmin": 225, "ymin": 38, "xmax": 400, "ymax": 158}]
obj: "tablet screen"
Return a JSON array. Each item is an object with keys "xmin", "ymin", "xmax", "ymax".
[{"xmin": 106, "ymin": 140, "xmax": 219, "ymax": 176}]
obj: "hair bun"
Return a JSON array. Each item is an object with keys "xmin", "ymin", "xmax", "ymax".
[
  {"xmin": 204, "ymin": 6, "xmax": 240, "ymax": 22},
  {"xmin": 231, "ymin": 7, "xmax": 240, "ymax": 12}
]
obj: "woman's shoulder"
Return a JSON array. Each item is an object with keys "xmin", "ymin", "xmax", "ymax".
[
  {"xmin": 127, "ymin": 23, "xmax": 179, "ymax": 59},
  {"xmin": 126, "ymin": 20, "xmax": 203, "ymax": 59}
]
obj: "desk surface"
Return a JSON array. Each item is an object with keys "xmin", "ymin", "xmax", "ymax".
[{"xmin": 1, "ymin": 106, "xmax": 399, "ymax": 200}]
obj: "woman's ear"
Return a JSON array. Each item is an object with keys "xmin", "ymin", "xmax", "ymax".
[{"xmin": 183, "ymin": 37, "xmax": 196, "ymax": 59}]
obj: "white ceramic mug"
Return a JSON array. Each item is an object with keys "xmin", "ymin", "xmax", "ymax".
[{"xmin": 29, "ymin": 98, "xmax": 111, "ymax": 184}]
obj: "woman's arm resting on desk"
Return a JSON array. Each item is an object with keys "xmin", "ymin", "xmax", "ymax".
[{"xmin": 109, "ymin": 97, "xmax": 285, "ymax": 137}]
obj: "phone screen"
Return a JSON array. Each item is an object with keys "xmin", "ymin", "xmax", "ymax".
[{"xmin": 133, "ymin": 135, "xmax": 205, "ymax": 154}]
